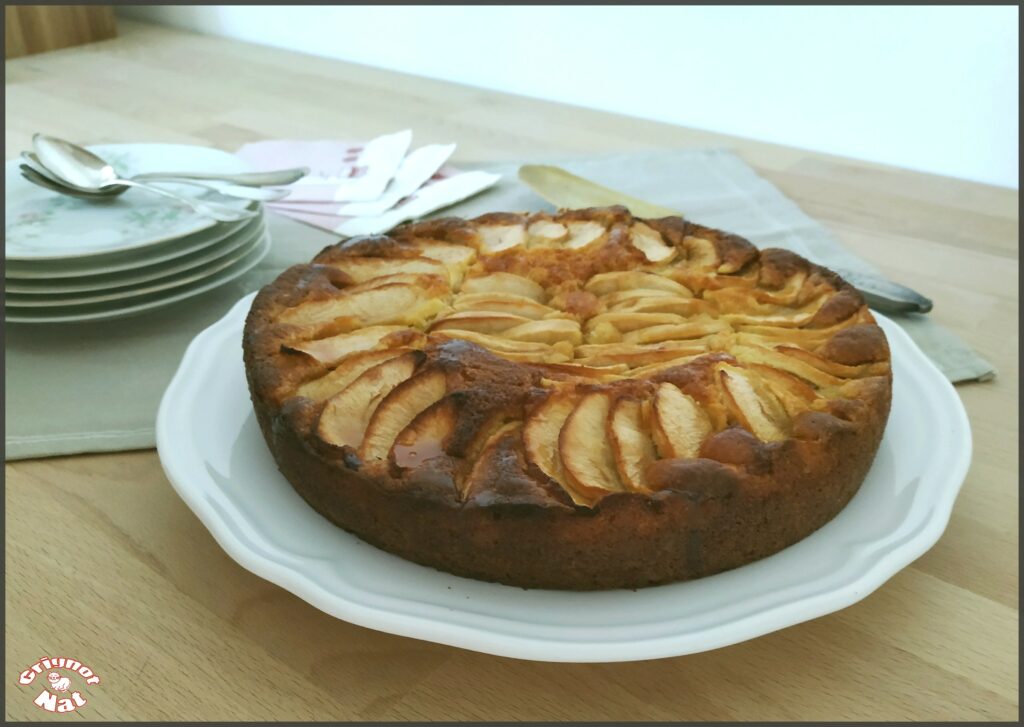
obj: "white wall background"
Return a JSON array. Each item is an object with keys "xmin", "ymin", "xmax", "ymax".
[{"xmin": 119, "ymin": 5, "xmax": 1019, "ymax": 188}]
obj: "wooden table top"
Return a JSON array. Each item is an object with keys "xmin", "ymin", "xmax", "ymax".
[{"xmin": 5, "ymin": 21, "xmax": 1018, "ymax": 722}]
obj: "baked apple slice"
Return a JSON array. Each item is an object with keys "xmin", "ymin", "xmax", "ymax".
[
  {"xmin": 729, "ymin": 343, "xmax": 841, "ymax": 388},
  {"xmin": 559, "ymin": 391, "xmax": 626, "ymax": 499},
  {"xmin": 607, "ymin": 296, "xmax": 713, "ymax": 317},
  {"xmin": 627, "ymin": 354, "xmax": 703, "ymax": 379},
  {"xmin": 341, "ymin": 272, "xmax": 447, "ymax": 295},
  {"xmin": 585, "ymin": 311, "xmax": 685, "ymax": 334},
  {"xmin": 600, "ymin": 288, "xmax": 678, "ymax": 308},
  {"xmin": 460, "ymin": 272, "xmax": 546, "ymax": 302},
  {"xmin": 403, "ymin": 242, "xmax": 476, "ymax": 288},
  {"xmin": 285, "ymin": 325, "xmax": 423, "ymax": 366},
  {"xmin": 414, "ymin": 241, "xmax": 477, "ymax": 266},
  {"xmin": 527, "ymin": 219, "xmax": 568, "ymax": 246},
  {"xmin": 523, "ymin": 390, "xmax": 575, "ymax": 483},
  {"xmin": 429, "ymin": 329, "xmax": 571, "ymax": 363},
  {"xmin": 621, "ymin": 318, "xmax": 730, "ymax": 345},
  {"xmin": 683, "ymin": 235, "xmax": 718, "ymax": 270},
  {"xmin": 713, "ymin": 290, "xmax": 826, "ymax": 327},
  {"xmin": 584, "ymin": 320, "xmax": 623, "ymax": 345},
  {"xmin": 650, "ymin": 382, "xmax": 711, "ymax": 459},
  {"xmin": 428, "ymin": 311, "xmax": 531, "ymax": 335},
  {"xmin": 629, "ymin": 222, "xmax": 676, "ymax": 263},
  {"xmin": 530, "ymin": 362, "xmax": 629, "ymax": 381},
  {"xmin": 502, "ymin": 319, "xmax": 583, "ymax": 346},
  {"xmin": 574, "ymin": 340, "xmax": 709, "ymax": 368},
  {"xmin": 735, "ymin": 324, "xmax": 839, "ymax": 349},
  {"xmin": 391, "ymin": 397, "xmax": 458, "ymax": 469},
  {"xmin": 564, "ymin": 220, "xmax": 607, "ymax": 249},
  {"xmin": 478, "ymin": 223, "xmax": 527, "ymax": 252},
  {"xmin": 523, "ymin": 390, "xmax": 594, "ymax": 505},
  {"xmin": 750, "ymin": 272, "xmax": 809, "ymax": 306},
  {"xmin": 360, "ymin": 369, "xmax": 448, "ymax": 461},
  {"xmin": 718, "ymin": 365, "xmax": 788, "ymax": 442},
  {"xmin": 585, "ymin": 271, "xmax": 692, "ymax": 297},
  {"xmin": 278, "ymin": 282, "xmax": 448, "ymax": 327},
  {"xmin": 775, "ymin": 345, "xmax": 890, "ymax": 379},
  {"xmin": 747, "ymin": 364, "xmax": 819, "ymax": 418},
  {"xmin": 323, "ymin": 255, "xmax": 448, "ymax": 283},
  {"xmin": 296, "ymin": 347, "xmax": 413, "ymax": 401},
  {"xmin": 316, "ymin": 351, "xmax": 423, "ymax": 447},
  {"xmin": 608, "ymin": 396, "xmax": 656, "ymax": 491},
  {"xmin": 451, "ymin": 293, "xmax": 556, "ymax": 319},
  {"xmin": 463, "ymin": 421, "xmax": 523, "ymax": 496}
]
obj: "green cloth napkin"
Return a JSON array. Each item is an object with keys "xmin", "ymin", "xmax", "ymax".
[{"xmin": 4, "ymin": 148, "xmax": 993, "ymax": 461}]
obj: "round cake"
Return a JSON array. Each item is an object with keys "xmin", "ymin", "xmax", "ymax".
[{"xmin": 243, "ymin": 206, "xmax": 892, "ymax": 590}]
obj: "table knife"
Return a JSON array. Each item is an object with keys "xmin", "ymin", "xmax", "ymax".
[{"xmin": 517, "ymin": 164, "xmax": 933, "ymax": 315}]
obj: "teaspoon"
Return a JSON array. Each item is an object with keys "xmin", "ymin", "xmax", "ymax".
[{"xmin": 32, "ymin": 134, "xmax": 257, "ymax": 223}]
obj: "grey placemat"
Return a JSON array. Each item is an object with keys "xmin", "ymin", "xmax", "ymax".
[{"xmin": 4, "ymin": 148, "xmax": 993, "ymax": 461}]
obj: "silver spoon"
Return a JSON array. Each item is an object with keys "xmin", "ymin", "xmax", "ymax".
[
  {"xmin": 20, "ymin": 151, "xmax": 117, "ymax": 193},
  {"xmin": 21, "ymin": 153, "xmax": 118, "ymax": 196},
  {"xmin": 22, "ymin": 151, "xmax": 288, "ymax": 202},
  {"xmin": 32, "ymin": 134, "xmax": 257, "ymax": 223},
  {"xmin": 21, "ymin": 165, "xmax": 118, "ymax": 200},
  {"xmin": 22, "ymin": 147, "xmax": 306, "ymax": 188},
  {"xmin": 138, "ymin": 177, "xmax": 290, "ymax": 202},
  {"xmin": 22, "ymin": 157, "xmax": 259, "ymax": 219},
  {"xmin": 134, "ymin": 167, "xmax": 308, "ymax": 186}
]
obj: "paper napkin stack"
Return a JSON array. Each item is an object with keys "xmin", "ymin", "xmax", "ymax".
[{"xmin": 237, "ymin": 130, "xmax": 500, "ymax": 237}]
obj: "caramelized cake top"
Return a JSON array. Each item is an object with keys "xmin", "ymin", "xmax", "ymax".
[{"xmin": 246, "ymin": 206, "xmax": 891, "ymax": 507}]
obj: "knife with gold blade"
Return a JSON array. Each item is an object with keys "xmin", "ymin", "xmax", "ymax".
[{"xmin": 517, "ymin": 164, "xmax": 933, "ymax": 315}]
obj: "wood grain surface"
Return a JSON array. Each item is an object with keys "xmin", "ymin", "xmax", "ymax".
[
  {"xmin": 4, "ymin": 20, "xmax": 1018, "ymax": 722},
  {"xmin": 4, "ymin": 5, "xmax": 116, "ymax": 59}
]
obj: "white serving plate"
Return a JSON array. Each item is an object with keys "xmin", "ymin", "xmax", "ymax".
[
  {"xmin": 5, "ymin": 144, "xmax": 252, "ymax": 260},
  {"xmin": 157, "ymin": 300, "xmax": 971, "ymax": 662},
  {"xmin": 5, "ymin": 232, "xmax": 270, "ymax": 324},
  {"xmin": 4, "ymin": 211, "xmax": 261, "ymax": 281},
  {"xmin": 6, "ymin": 221, "xmax": 266, "ymax": 306}
]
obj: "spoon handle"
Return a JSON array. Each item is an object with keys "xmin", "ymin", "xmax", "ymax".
[
  {"xmin": 140, "ymin": 176, "xmax": 290, "ymax": 201},
  {"xmin": 116, "ymin": 179, "xmax": 257, "ymax": 222},
  {"xmin": 132, "ymin": 167, "xmax": 308, "ymax": 187}
]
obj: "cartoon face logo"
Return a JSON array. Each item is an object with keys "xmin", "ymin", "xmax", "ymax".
[{"xmin": 47, "ymin": 672, "xmax": 71, "ymax": 692}]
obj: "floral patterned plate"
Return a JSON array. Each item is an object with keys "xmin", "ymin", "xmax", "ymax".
[
  {"xmin": 5, "ymin": 230, "xmax": 271, "ymax": 324},
  {"xmin": 4, "ymin": 210, "xmax": 261, "ymax": 280},
  {"xmin": 5, "ymin": 216, "xmax": 264, "ymax": 294},
  {"xmin": 6, "ymin": 220, "xmax": 265, "ymax": 305},
  {"xmin": 5, "ymin": 144, "xmax": 251, "ymax": 261}
]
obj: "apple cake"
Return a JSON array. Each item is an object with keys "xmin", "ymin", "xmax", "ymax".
[{"xmin": 244, "ymin": 206, "xmax": 892, "ymax": 590}]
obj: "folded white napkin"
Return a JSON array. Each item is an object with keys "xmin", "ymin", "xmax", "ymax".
[{"xmin": 236, "ymin": 132, "xmax": 500, "ymax": 235}]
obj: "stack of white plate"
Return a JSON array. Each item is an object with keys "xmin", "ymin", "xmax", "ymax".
[{"xmin": 5, "ymin": 143, "xmax": 272, "ymax": 324}]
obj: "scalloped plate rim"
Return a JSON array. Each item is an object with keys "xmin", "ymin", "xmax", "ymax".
[
  {"xmin": 5, "ymin": 234, "xmax": 270, "ymax": 324},
  {"xmin": 156, "ymin": 297, "xmax": 972, "ymax": 662}
]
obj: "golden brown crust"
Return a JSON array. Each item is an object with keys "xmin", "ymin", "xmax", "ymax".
[{"xmin": 243, "ymin": 207, "xmax": 892, "ymax": 590}]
